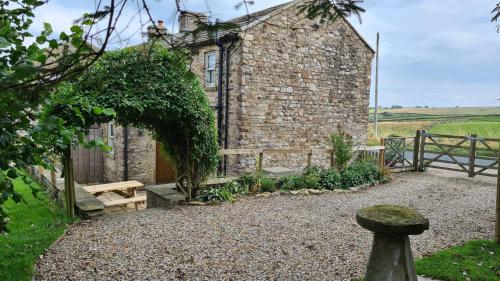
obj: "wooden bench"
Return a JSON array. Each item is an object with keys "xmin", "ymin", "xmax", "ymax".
[
  {"xmin": 102, "ymin": 195, "xmax": 147, "ymax": 211},
  {"xmin": 83, "ymin": 180, "xmax": 145, "ymax": 211},
  {"xmin": 204, "ymin": 177, "xmax": 239, "ymax": 186},
  {"xmin": 83, "ymin": 180, "xmax": 144, "ymax": 197}
]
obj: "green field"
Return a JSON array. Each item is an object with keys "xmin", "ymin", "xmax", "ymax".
[
  {"xmin": 0, "ymin": 177, "xmax": 71, "ymax": 281},
  {"xmin": 369, "ymin": 107, "xmax": 500, "ymax": 140},
  {"xmin": 370, "ymin": 107, "xmax": 500, "ymax": 123}
]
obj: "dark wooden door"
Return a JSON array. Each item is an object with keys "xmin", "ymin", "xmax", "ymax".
[{"xmin": 156, "ymin": 142, "xmax": 177, "ymax": 183}]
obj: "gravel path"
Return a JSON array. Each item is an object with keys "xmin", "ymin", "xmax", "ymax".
[{"xmin": 36, "ymin": 170, "xmax": 496, "ymax": 281}]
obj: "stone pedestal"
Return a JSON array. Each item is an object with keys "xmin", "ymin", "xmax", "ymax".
[{"xmin": 356, "ymin": 205, "xmax": 429, "ymax": 281}]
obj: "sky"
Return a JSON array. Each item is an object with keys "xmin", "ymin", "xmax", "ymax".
[{"xmin": 30, "ymin": 0, "xmax": 500, "ymax": 107}]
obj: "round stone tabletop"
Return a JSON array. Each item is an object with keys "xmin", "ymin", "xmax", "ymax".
[{"xmin": 356, "ymin": 205, "xmax": 429, "ymax": 235}]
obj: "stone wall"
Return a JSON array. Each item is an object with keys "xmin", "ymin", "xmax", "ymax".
[
  {"xmin": 103, "ymin": 125, "xmax": 156, "ymax": 186},
  {"xmin": 230, "ymin": 5, "xmax": 373, "ymax": 171}
]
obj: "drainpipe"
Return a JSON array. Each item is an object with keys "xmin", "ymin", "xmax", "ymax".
[
  {"xmin": 216, "ymin": 27, "xmax": 225, "ymax": 175},
  {"xmin": 123, "ymin": 126, "xmax": 129, "ymax": 181},
  {"xmin": 223, "ymin": 39, "xmax": 237, "ymax": 174}
]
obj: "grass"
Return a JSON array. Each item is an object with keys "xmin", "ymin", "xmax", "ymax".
[
  {"xmin": 0, "ymin": 176, "xmax": 72, "ymax": 281},
  {"xmin": 429, "ymin": 121, "xmax": 500, "ymax": 139},
  {"xmin": 415, "ymin": 240, "xmax": 500, "ymax": 281},
  {"xmin": 369, "ymin": 121, "xmax": 436, "ymax": 139}
]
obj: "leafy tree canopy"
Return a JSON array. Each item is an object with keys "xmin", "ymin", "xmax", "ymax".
[{"xmin": 75, "ymin": 44, "xmax": 219, "ymax": 197}]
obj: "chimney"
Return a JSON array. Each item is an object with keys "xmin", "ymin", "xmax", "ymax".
[
  {"xmin": 178, "ymin": 11, "xmax": 208, "ymax": 33},
  {"xmin": 146, "ymin": 20, "xmax": 169, "ymax": 40}
]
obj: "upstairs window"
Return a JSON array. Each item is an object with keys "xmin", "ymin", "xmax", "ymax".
[{"xmin": 204, "ymin": 51, "xmax": 216, "ymax": 87}]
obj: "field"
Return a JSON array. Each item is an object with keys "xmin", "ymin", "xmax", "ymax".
[
  {"xmin": 0, "ymin": 177, "xmax": 70, "ymax": 281},
  {"xmin": 369, "ymin": 107, "xmax": 500, "ymax": 140}
]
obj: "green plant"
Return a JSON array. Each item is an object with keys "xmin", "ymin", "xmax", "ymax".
[
  {"xmin": 259, "ymin": 177, "xmax": 276, "ymax": 193},
  {"xmin": 319, "ymin": 169, "xmax": 342, "ymax": 190},
  {"xmin": 224, "ymin": 181, "xmax": 248, "ymax": 195},
  {"xmin": 197, "ymin": 187, "xmax": 234, "ymax": 202},
  {"xmin": 238, "ymin": 173, "xmax": 260, "ymax": 193},
  {"xmin": 302, "ymin": 174, "xmax": 320, "ymax": 189},
  {"xmin": 341, "ymin": 161, "xmax": 387, "ymax": 188},
  {"xmin": 330, "ymin": 125, "xmax": 354, "ymax": 172},
  {"xmin": 277, "ymin": 175, "xmax": 303, "ymax": 190},
  {"xmin": 303, "ymin": 165, "xmax": 321, "ymax": 177}
]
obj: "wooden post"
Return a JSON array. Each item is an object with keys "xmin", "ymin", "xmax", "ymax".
[
  {"xmin": 378, "ymin": 138, "xmax": 385, "ymax": 169},
  {"xmin": 50, "ymin": 165, "xmax": 57, "ymax": 197},
  {"xmin": 330, "ymin": 151, "xmax": 335, "ymax": 169},
  {"xmin": 496, "ymin": 159, "xmax": 500, "ymax": 244},
  {"xmin": 63, "ymin": 148, "xmax": 76, "ymax": 218},
  {"xmin": 257, "ymin": 152, "xmax": 263, "ymax": 173},
  {"xmin": 468, "ymin": 134, "xmax": 477, "ymax": 177},
  {"xmin": 307, "ymin": 151, "xmax": 313, "ymax": 168},
  {"xmin": 413, "ymin": 130, "xmax": 421, "ymax": 171},
  {"xmin": 418, "ymin": 131, "xmax": 426, "ymax": 172}
]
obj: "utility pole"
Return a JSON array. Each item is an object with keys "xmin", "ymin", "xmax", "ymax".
[{"xmin": 374, "ymin": 32, "xmax": 380, "ymax": 137}]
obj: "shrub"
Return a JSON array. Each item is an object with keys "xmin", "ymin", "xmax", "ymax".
[
  {"xmin": 302, "ymin": 173, "xmax": 320, "ymax": 189},
  {"xmin": 303, "ymin": 165, "xmax": 321, "ymax": 177},
  {"xmin": 259, "ymin": 177, "xmax": 276, "ymax": 193},
  {"xmin": 224, "ymin": 181, "xmax": 248, "ymax": 195},
  {"xmin": 341, "ymin": 161, "xmax": 387, "ymax": 188},
  {"xmin": 197, "ymin": 187, "xmax": 234, "ymax": 202},
  {"xmin": 319, "ymin": 169, "xmax": 342, "ymax": 190},
  {"xmin": 238, "ymin": 173, "xmax": 260, "ymax": 193},
  {"xmin": 277, "ymin": 175, "xmax": 303, "ymax": 190},
  {"xmin": 330, "ymin": 125, "xmax": 354, "ymax": 171}
]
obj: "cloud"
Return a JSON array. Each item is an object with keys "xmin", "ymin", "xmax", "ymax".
[{"xmin": 28, "ymin": 0, "xmax": 500, "ymax": 107}]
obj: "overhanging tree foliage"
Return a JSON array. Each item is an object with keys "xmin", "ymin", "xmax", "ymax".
[{"xmin": 76, "ymin": 44, "xmax": 219, "ymax": 198}]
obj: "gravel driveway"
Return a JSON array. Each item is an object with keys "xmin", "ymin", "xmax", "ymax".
[{"xmin": 36, "ymin": 170, "xmax": 496, "ymax": 281}]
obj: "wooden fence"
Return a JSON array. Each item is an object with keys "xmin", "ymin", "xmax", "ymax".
[
  {"xmin": 216, "ymin": 146, "xmax": 385, "ymax": 174},
  {"xmin": 418, "ymin": 131, "xmax": 500, "ymax": 177},
  {"xmin": 71, "ymin": 127, "xmax": 104, "ymax": 184}
]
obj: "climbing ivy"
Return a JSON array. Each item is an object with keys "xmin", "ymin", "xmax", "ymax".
[{"xmin": 76, "ymin": 44, "xmax": 219, "ymax": 197}]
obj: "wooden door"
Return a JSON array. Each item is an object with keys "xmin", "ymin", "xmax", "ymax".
[{"xmin": 156, "ymin": 142, "xmax": 177, "ymax": 183}]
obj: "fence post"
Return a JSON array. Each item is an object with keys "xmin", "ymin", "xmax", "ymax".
[
  {"xmin": 63, "ymin": 148, "xmax": 76, "ymax": 218},
  {"xmin": 418, "ymin": 130, "xmax": 426, "ymax": 171},
  {"xmin": 496, "ymin": 159, "xmax": 500, "ymax": 244},
  {"xmin": 413, "ymin": 130, "xmax": 421, "ymax": 171},
  {"xmin": 468, "ymin": 134, "xmax": 477, "ymax": 177},
  {"xmin": 50, "ymin": 162, "xmax": 57, "ymax": 198},
  {"xmin": 378, "ymin": 138, "xmax": 385, "ymax": 169},
  {"xmin": 330, "ymin": 151, "xmax": 335, "ymax": 169}
]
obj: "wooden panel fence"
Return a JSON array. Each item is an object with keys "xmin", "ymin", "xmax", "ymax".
[{"xmin": 71, "ymin": 127, "xmax": 104, "ymax": 184}]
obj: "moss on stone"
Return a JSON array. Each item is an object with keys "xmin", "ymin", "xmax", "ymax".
[{"xmin": 356, "ymin": 205, "xmax": 429, "ymax": 235}]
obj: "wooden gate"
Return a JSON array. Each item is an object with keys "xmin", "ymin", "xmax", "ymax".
[
  {"xmin": 71, "ymin": 127, "xmax": 104, "ymax": 184},
  {"xmin": 383, "ymin": 136, "xmax": 418, "ymax": 171},
  {"xmin": 418, "ymin": 131, "xmax": 500, "ymax": 177}
]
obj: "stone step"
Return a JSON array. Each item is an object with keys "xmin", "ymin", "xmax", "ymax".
[{"xmin": 146, "ymin": 184, "xmax": 186, "ymax": 209}]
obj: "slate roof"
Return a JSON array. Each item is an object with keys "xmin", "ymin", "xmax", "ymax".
[{"xmin": 169, "ymin": 1, "xmax": 295, "ymax": 46}]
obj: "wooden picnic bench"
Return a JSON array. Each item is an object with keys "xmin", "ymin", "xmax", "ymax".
[{"xmin": 83, "ymin": 180, "xmax": 146, "ymax": 210}]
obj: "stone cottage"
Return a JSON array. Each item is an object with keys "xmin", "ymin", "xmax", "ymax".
[{"xmin": 101, "ymin": 0, "xmax": 374, "ymax": 185}]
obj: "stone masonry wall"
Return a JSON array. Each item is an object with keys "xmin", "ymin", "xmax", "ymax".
[
  {"xmin": 233, "ymin": 5, "xmax": 374, "ymax": 171},
  {"xmin": 103, "ymin": 125, "xmax": 156, "ymax": 186}
]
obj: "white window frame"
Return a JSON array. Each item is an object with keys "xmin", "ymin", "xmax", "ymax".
[
  {"xmin": 107, "ymin": 122, "xmax": 114, "ymax": 155},
  {"xmin": 204, "ymin": 51, "xmax": 216, "ymax": 87}
]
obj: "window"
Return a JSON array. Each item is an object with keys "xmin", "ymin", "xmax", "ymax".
[
  {"xmin": 204, "ymin": 51, "xmax": 216, "ymax": 87},
  {"xmin": 107, "ymin": 122, "xmax": 114, "ymax": 154}
]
